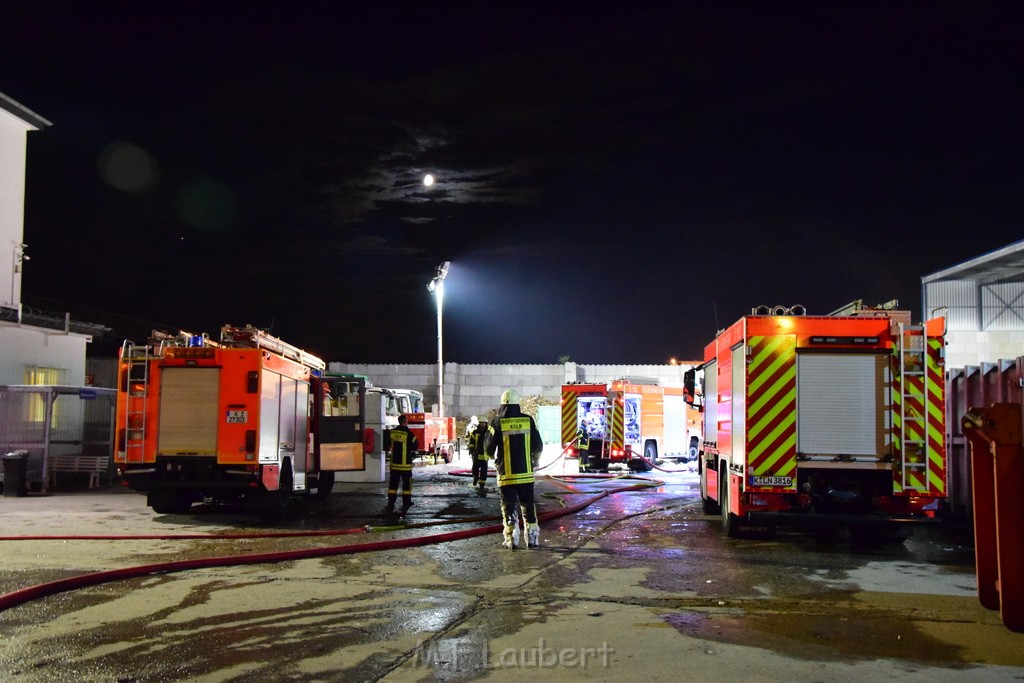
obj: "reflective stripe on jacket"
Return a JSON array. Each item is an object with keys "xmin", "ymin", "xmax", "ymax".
[
  {"xmin": 485, "ymin": 405, "xmax": 543, "ymax": 487},
  {"xmin": 389, "ymin": 426, "xmax": 416, "ymax": 471}
]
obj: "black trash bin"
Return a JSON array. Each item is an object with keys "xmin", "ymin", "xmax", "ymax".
[{"xmin": 2, "ymin": 450, "xmax": 30, "ymax": 497}]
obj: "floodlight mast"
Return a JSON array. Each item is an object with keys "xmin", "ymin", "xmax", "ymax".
[{"xmin": 427, "ymin": 261, "xmax": 451, "ymax": 417}]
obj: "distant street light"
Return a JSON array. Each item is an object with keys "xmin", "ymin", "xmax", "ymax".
[{"xmin": 427, "ymin": 261, "xmax": 451, "ymax": 417}]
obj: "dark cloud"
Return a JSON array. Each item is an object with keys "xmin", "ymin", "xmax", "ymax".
[{"xmin": 3, "ymin": 2, "xmax": 1022, "ymax": 363}]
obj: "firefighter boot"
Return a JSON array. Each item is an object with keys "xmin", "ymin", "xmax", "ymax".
[
  {"xmin": 502, "ymin": 512, "xmax": 519, "ymax": 549},
  {"xmin": 526, "ymin": 522, "xmax": 540, "ymax": 548}
]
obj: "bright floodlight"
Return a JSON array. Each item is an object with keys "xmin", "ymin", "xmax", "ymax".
[
  {"xmin": 427, "ymin": 260, "xmax": 451, "ymax": 417},
  {"xmin": 423, "ymin": 174, "xmax": 435, "ymax": 187}
]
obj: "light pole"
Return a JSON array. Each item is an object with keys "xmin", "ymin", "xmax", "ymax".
[{"xmin": 427, "ymin": 261, "xmax": 450, "ymax": 417}]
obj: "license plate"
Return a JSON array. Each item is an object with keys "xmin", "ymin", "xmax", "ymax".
[
  {"xmin": 226, "ymin": 410, "xmax": 248, "ymax": 424},
  {"xmin": 751, "ymin": 476, "xmax": 792, "ymax": 487}
]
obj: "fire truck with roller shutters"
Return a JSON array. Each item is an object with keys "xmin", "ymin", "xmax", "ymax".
[
  {"xmin": 561, "ymin": 379, "xmax": 701, "ymax": 472},
  {"xmin": 115, "ymin": 325, "xmax": 369, "ymax": 514},
  {"xmin": 687, "ymin": 303, "xmax": 948, "ymax": 540}
]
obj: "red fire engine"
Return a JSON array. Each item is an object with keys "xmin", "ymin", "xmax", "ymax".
[
  {"xmin": 689, "ymin": 304, "xmax": 948, "ymax": 539},
  {"xmin": 115, "ymin": 325, "xmax": 369, "ymax": 514}
]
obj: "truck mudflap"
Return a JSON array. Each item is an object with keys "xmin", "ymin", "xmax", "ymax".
[{"xmin": 746, "ymin": 511, "xmax": 942, "ymax": 527}]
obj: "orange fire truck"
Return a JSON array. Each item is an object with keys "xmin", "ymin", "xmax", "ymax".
[
  {"xmin": 115, "ymin": 325, "xmax": 369, "ymax": 514},
  {"xmin": 689, "ymin": 304, "xmax": 948, "ymax": 540},
  {"xmin": 561, "ymin": 380, "xmax": 701, "ymax": 471}
]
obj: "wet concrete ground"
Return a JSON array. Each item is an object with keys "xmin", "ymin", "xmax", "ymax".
[{"xmin": 0, "ymin": 455, "xmax": 1021, "ymax": 682}]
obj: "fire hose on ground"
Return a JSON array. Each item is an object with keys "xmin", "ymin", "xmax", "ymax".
[{"xmin": 0, "ymin": 473, "xmax": 664, "ymax": 613}]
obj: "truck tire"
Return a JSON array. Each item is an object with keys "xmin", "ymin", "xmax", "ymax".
[
  {"xmin": 317, "ymin": 470, "xmax": 335, "ymax": 499},
  {"xmin": 639, "ymin": 441, "xmax": 658, "ymax": 471},
  {"xmin": 270, "ymin": 461, "xmax": 293, "ymax": 514},
  {"xmin": 149, "ymin": 488, "xmax": 192, "ymax": 515}
]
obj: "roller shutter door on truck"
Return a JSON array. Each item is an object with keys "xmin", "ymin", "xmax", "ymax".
[
  {"xmin": 158, "ymin": 368, "xmax": 220, "ymax": 454},
  {"xmin": 796, "ymin": 353, "xmax": 887, "ymax": 457}
]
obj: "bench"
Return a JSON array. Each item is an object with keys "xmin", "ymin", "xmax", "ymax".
[{"xmin": 47, "ymin": 454, "xmax": 111, "ymax": 489}]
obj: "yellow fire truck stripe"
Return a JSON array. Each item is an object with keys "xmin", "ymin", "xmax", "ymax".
[
  {"xmin": 748, "ymin": 369, "xmax": 796, "ymax": 437},
  {"xmin": 747, "ymin": 335, "xmax": 797, "ymax": 486},
  {"xmin": 747, "ymin": 336, "xmax": 791, "ymax": 395},
  {"xmin": 561, "ymin": 390, "xmax": 578, "ymax": 446}
]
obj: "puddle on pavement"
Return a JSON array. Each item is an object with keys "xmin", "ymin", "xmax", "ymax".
[{"xmin": 663, "ymin": 609, "xmax": 971, "ymax": 665}]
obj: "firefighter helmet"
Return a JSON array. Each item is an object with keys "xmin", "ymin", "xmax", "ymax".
[{"xmin": 500, "ymin": 388, "xmax": 521, "ymax": 405}]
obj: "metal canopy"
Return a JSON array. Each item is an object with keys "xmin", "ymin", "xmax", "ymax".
[{"xmin": 922, "ymin": 239, "xmax": 1024, "ymax": 286}]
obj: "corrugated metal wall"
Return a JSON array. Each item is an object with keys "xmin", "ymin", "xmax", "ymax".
[{"xmin": 925, "ymin": 280, "xmax": 1024, "ymax": 331}]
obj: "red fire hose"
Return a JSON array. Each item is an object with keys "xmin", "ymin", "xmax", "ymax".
[{"xmin": 0, "ymin": 476, "xmax": 659, "ymax": 613}]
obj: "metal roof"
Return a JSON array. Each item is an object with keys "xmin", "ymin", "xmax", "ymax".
[
  {"xmin": 922, "ymin": 239, "xmax": 1024, "ymax": 286},
  {"xmin": 0, "ymin": 91, "xmax": 51, "ymax": 130}
]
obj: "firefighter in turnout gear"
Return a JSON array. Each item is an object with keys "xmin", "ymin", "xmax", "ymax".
[
  {"xmin": 470, "ymin": 418, "xmax": 490, "ymax": 493},
  {"xmin": 485, "ymin": 388, "xmax": 544, "ymax": 549},
  {"xmin": 385, "ymin": 414, "xmax": 418, "ymax": 514},
  {"xmin": 577, "ymin": 426, "xmax": 591, "ymax": 472}
]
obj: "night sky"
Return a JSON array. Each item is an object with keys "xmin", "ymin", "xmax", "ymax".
[{"xmin": 3, "ymin": 3, "xmax": 1021, "ymax": 364}]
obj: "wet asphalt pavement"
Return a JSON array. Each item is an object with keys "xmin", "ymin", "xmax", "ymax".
[{"xmin": 0, "ymin": 454, "xmax": 1022, "ymax": 682}]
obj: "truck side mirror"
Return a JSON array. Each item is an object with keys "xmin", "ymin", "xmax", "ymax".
[{"xmin": 683, "ymin": 369, "xmax": 695, "ymax": 405}]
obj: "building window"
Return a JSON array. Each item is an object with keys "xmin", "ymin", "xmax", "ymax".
[{"xmin": 23, "ymin": 365, "xmax": 68, "ymax": 422}]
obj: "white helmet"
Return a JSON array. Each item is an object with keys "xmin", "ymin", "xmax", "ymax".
[{"xmin": 500, "ymin": 388, "xmax": 521, "ymax": 405}]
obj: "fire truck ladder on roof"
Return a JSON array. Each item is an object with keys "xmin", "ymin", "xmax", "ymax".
[
  {"xmin": 220, "ymin": 325, "xmax": 326, "ymax": 373},
  {"xmin": 896, "ymin": 323, "xmax": 929, "ymax": 492},
  {"xmin": 121, "ymin": 340, "xmax": 151, "ymax": 464}
]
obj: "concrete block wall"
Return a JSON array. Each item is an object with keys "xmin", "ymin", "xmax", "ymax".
[
  {"xmin": 945, "ymin": 330, "xmax": 1024, "ymax": 370},
  {"xmin": 328, "ymin": 361, "xmax": 698, "ymax": 419}
]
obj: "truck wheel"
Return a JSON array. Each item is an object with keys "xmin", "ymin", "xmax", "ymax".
[
  {"xmin": 149, "ymin": 489, "xmax": 192, "ymax": 515},
  {"xmin": 442, "ymin": 446, "xmax": 454, "ymax": 464},
  {"xmin": 317, "ymin": 470, "xmax": 335, "ymax": 499},
  {"xmin": 639, "ymin": 442, "xmax": 657, "ymax": 471},
  {"xmin": 270, "ymin": 463, "xmax": 292, "ymax": 514}
]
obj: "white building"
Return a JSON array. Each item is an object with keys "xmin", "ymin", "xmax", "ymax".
[
  {"xmin": 922, "ymin": 239, "xmax": 1024, "ymax": 369},
  {"xmin": 0, "ymin": 92, "xmax": 100, "ymax": 386}
]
